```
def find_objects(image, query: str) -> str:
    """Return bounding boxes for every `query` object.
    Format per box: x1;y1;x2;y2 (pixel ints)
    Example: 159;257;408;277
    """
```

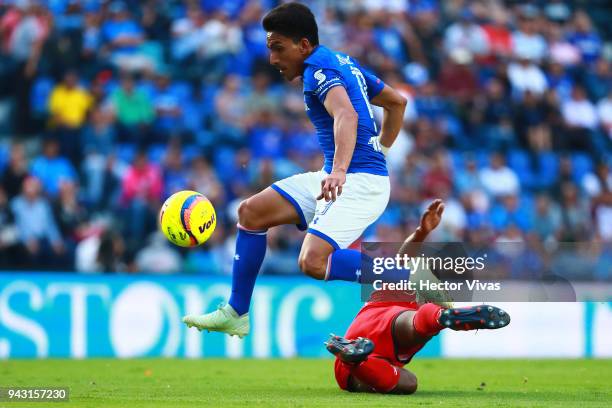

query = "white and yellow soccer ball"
159;190;216;247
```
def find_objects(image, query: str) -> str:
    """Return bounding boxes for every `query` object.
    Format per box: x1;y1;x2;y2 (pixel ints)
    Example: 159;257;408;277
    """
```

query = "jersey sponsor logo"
314;77;342;97
314;69;326;85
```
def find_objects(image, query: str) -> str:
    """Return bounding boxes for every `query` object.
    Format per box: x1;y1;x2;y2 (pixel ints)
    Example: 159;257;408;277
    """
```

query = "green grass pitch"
2;358;610;407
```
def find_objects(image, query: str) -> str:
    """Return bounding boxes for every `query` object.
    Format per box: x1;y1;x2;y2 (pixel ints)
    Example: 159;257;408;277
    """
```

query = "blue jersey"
302;45;387;176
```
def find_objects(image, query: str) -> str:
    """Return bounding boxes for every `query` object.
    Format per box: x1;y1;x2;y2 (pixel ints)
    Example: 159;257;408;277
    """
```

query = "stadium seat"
571;153;594;183
31;77;55;115
148;144;167;163
213;147;237;182
116;143;136;163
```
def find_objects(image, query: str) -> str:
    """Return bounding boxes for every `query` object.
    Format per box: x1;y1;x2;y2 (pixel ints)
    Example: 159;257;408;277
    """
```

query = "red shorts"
334;301;424;391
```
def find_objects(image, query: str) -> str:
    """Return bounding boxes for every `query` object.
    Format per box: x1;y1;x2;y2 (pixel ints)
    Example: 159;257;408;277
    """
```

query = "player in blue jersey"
183;2;408;337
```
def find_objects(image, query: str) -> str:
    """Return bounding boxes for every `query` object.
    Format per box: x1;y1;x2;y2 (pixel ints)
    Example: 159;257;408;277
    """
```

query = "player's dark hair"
262;2;319;46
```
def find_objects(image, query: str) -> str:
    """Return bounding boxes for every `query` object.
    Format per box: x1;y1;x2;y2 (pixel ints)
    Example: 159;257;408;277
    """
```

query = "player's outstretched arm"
399;199;445;256
318;86;358;202
370;84;407;153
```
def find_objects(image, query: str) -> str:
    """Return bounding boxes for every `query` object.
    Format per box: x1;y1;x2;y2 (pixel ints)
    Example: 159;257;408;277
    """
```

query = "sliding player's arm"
318;85;358;202
399;199;445;256
370;84;407;153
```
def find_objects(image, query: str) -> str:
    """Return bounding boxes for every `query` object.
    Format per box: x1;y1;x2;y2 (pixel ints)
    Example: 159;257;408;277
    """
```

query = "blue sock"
228;228;267;316
326;249;409;283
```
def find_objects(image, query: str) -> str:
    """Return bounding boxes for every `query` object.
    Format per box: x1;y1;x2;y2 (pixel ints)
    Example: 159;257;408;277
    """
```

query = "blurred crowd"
0;0;610;278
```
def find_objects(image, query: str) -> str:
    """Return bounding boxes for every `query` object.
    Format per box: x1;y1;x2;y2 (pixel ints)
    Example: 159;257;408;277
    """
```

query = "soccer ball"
159;190;216;247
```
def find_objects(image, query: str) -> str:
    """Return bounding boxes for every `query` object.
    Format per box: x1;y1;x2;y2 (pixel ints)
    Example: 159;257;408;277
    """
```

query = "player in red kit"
326;199;510;394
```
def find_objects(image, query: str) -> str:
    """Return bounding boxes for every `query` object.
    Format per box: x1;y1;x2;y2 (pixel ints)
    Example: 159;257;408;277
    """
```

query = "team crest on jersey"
336;54;352;65
314;69;326;85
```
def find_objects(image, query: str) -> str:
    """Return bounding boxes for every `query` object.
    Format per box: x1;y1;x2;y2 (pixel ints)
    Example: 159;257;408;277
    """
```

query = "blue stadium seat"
170;81;193;101
183;144;201;163
213;147;236;182
136;80;156;99
103;79;120;95
449;150;464;172
475;150;490;169
508;149;530;172
537;152;559;188
116;143;136;163
571;153;594;183
31;77;54;115
0;142;9;172
148;144;167;163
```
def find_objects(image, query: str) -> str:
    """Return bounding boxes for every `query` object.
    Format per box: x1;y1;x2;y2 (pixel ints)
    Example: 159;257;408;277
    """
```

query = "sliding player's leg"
348;364;418;395
394;303;512;346
182;187;302;337
327;335;417;394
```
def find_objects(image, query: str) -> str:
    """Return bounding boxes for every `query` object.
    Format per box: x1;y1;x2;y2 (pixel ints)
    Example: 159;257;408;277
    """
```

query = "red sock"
413;303;444;337
345;357;401;393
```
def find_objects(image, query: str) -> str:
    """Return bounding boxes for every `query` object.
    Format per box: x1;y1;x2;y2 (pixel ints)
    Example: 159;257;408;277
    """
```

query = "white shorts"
271;170;390;249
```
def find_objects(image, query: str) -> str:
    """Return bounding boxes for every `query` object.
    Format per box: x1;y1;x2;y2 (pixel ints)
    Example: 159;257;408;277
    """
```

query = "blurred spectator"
562;85;598;130
422;150;453;199
455;156;487;205
101;1;153;72
151;73;184;141
3;1;51;134
48;70;93;164
162;144;188;197
135;232;182;274
110;74;154;144
0;186;18;267
119;149;163;251
214;74;247;146
76;229;126;273
531;194;562;242
53;180;88;245
48;70;93;130
195;11;243;82
82;8;101;65
30;138;77;198
582;162;612;241
482;78;515;150
188;156;223;204
1;143;29;200
82;107;116;156
507;56;548;98
597;89;612;141
561;85;600;155
512;9;547;62
245;71;279;118
443;9;488;59
81;153;122;212
479;152;520;198
10;177;66;269
140;0;170;42
481;6;512;64
547;24;581;68
567;11;602;65
171;3;205;62
558;181;591;241
438;48;478;103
